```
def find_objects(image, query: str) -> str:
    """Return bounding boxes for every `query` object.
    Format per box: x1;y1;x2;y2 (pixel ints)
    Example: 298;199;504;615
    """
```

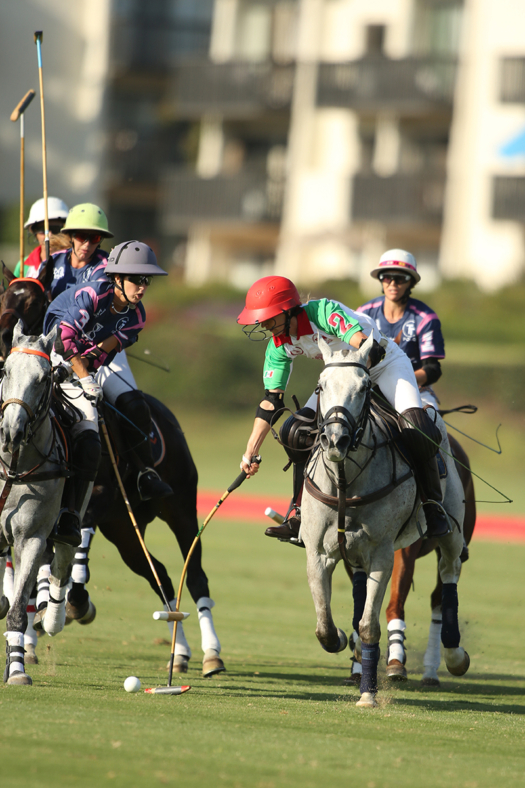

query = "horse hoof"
421;676;441;687
445;649;470;677
33;607;46;632
0;595;9;619
168;655;189;673
7;672;32;686
78;600;96;626
356;692;377;708
25;643;39;665
203;655;226;678
386;660;407;681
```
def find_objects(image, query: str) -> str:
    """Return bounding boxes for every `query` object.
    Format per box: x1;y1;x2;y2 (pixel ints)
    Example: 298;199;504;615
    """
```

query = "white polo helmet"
24;197;69;228
370;249;420;283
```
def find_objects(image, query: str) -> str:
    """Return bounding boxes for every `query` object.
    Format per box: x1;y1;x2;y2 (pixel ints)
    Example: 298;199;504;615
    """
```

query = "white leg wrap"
25;597;38;649
3;550;15;605
423;606;442;677
5;631;25;676
36;564;51;610
165;599;191;658
196;597;221;654
43;578;67;636
387;618;406;664
71;527;95;585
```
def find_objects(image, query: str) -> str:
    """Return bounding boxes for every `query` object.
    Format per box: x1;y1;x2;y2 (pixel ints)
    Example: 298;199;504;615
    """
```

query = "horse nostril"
336;434;351;454
320;433;329;451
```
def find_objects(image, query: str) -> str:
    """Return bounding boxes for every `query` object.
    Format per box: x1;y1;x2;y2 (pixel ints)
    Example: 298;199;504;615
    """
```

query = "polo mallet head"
152;611;189;622
144;686;191;696
10;90;35;122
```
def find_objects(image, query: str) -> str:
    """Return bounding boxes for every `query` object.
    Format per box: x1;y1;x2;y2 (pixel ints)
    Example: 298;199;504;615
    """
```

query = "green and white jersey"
262;298;380;391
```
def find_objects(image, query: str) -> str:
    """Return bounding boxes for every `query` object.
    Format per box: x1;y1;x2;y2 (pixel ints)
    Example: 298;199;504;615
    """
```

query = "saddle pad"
149;417;166;467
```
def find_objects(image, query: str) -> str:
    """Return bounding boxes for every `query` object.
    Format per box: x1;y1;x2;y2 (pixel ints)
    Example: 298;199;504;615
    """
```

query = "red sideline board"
197;491;525;544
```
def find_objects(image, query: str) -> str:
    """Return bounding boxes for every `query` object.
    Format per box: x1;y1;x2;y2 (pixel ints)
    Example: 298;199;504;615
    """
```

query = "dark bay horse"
0;266;224;677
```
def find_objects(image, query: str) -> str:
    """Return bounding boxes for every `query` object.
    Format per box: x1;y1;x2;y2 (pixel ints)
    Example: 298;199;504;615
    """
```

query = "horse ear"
356;332;374;363
2;261;15;286
42;324;57;354
318;334;333;360
38;256;55;291
12;319;25;347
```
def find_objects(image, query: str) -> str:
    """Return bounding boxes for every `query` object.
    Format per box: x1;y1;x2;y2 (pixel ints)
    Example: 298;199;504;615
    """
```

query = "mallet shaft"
34;31;49;261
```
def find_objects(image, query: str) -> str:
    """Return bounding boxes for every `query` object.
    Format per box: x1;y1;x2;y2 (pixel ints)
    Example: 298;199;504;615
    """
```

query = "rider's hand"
79;374;103;403
240;454;260;478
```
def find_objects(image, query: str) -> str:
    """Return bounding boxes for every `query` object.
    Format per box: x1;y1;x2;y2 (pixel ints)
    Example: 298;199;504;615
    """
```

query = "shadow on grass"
392;696;525;715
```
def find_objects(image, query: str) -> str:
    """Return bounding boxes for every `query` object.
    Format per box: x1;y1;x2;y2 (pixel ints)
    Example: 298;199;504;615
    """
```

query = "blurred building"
2;1;525;290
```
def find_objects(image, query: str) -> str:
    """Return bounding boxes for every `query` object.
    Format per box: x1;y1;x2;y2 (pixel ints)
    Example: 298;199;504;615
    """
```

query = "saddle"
370;389;447;479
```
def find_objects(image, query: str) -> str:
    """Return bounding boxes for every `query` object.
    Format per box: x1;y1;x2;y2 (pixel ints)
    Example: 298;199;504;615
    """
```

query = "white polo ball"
124;676;141;693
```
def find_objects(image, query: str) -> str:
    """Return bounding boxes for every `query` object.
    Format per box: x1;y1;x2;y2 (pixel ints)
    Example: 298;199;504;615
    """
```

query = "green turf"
2;520;524;788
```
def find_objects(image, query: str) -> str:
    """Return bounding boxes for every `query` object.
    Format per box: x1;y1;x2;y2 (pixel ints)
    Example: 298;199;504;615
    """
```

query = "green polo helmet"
62;203;114;238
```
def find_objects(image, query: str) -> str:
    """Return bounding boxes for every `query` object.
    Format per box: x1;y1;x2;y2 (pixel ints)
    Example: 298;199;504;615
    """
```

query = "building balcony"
493;177;525;221
170;62;294;117
162;168;284;230
318;58;456;112
352;173;446;223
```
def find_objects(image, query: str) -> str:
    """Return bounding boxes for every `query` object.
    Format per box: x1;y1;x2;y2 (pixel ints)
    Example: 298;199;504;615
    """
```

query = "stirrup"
417;500;453;539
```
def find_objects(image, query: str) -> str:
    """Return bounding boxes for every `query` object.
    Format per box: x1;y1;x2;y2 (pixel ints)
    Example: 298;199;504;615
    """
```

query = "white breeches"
53;351;138;435
305;337;422;414
96;350;137;404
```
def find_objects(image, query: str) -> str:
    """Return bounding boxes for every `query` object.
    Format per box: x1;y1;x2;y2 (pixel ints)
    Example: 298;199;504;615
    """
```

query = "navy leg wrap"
441;582;460;648
352;572;367;634
360;642;380;694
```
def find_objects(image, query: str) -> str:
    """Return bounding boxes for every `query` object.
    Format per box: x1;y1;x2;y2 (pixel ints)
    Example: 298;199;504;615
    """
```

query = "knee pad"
116;389;151;432
279;407;316;464
73;430;101;481
399;407;441;461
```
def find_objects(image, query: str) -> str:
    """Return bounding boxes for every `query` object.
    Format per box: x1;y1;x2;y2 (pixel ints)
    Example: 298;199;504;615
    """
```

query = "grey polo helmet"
105;241;167;276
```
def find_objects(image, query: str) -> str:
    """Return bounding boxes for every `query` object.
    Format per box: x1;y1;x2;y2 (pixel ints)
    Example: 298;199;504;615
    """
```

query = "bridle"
317;361;371;455
1;346;54;444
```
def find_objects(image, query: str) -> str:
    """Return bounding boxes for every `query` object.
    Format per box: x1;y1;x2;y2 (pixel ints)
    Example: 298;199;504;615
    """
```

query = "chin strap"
113;278;137;310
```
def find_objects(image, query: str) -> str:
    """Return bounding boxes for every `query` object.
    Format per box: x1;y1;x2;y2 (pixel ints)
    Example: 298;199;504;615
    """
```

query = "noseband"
318;361;371;454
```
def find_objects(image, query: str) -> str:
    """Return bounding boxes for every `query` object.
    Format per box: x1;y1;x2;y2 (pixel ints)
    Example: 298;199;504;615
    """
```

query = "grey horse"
301;335;469;707
0;323;74;685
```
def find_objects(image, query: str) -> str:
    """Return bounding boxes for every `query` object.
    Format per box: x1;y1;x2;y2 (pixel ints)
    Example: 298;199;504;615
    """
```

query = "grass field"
2;514;524;788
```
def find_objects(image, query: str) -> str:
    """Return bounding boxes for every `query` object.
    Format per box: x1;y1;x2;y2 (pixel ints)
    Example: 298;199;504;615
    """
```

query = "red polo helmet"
237;276;301;324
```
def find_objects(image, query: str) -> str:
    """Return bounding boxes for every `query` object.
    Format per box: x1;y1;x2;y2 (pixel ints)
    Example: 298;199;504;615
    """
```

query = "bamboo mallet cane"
34;32;50;264
98;412;174;610
167;457;261;687
10;90;36;274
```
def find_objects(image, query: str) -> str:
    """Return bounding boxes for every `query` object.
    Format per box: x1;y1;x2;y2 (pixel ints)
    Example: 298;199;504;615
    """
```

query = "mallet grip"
229;455;262;492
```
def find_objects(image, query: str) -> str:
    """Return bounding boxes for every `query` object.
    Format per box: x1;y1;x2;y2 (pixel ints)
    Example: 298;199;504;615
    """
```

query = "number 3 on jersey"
328;312;354;334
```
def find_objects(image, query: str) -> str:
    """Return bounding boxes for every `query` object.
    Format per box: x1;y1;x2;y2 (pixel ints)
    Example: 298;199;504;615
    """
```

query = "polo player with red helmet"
237;276;450;543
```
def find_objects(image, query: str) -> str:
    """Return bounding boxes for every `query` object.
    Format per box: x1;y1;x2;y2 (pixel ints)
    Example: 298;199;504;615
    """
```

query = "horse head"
0;322;56;454
0;263;50;361
317;334;373;463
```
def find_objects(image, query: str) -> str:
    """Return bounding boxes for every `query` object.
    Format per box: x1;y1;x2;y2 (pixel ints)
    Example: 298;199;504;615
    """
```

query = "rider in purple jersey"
357;249;444;408
45;242;171;548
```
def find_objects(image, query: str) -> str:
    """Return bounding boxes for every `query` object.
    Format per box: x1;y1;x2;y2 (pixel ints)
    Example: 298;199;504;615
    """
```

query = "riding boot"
115;390;173;501
415;455;452;538
265;461;305;542
54;430;101;548
399;407;451;540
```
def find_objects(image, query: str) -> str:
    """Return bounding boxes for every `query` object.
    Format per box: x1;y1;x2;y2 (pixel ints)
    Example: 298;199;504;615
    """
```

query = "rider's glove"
82;346;108;373
80;374;103;403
